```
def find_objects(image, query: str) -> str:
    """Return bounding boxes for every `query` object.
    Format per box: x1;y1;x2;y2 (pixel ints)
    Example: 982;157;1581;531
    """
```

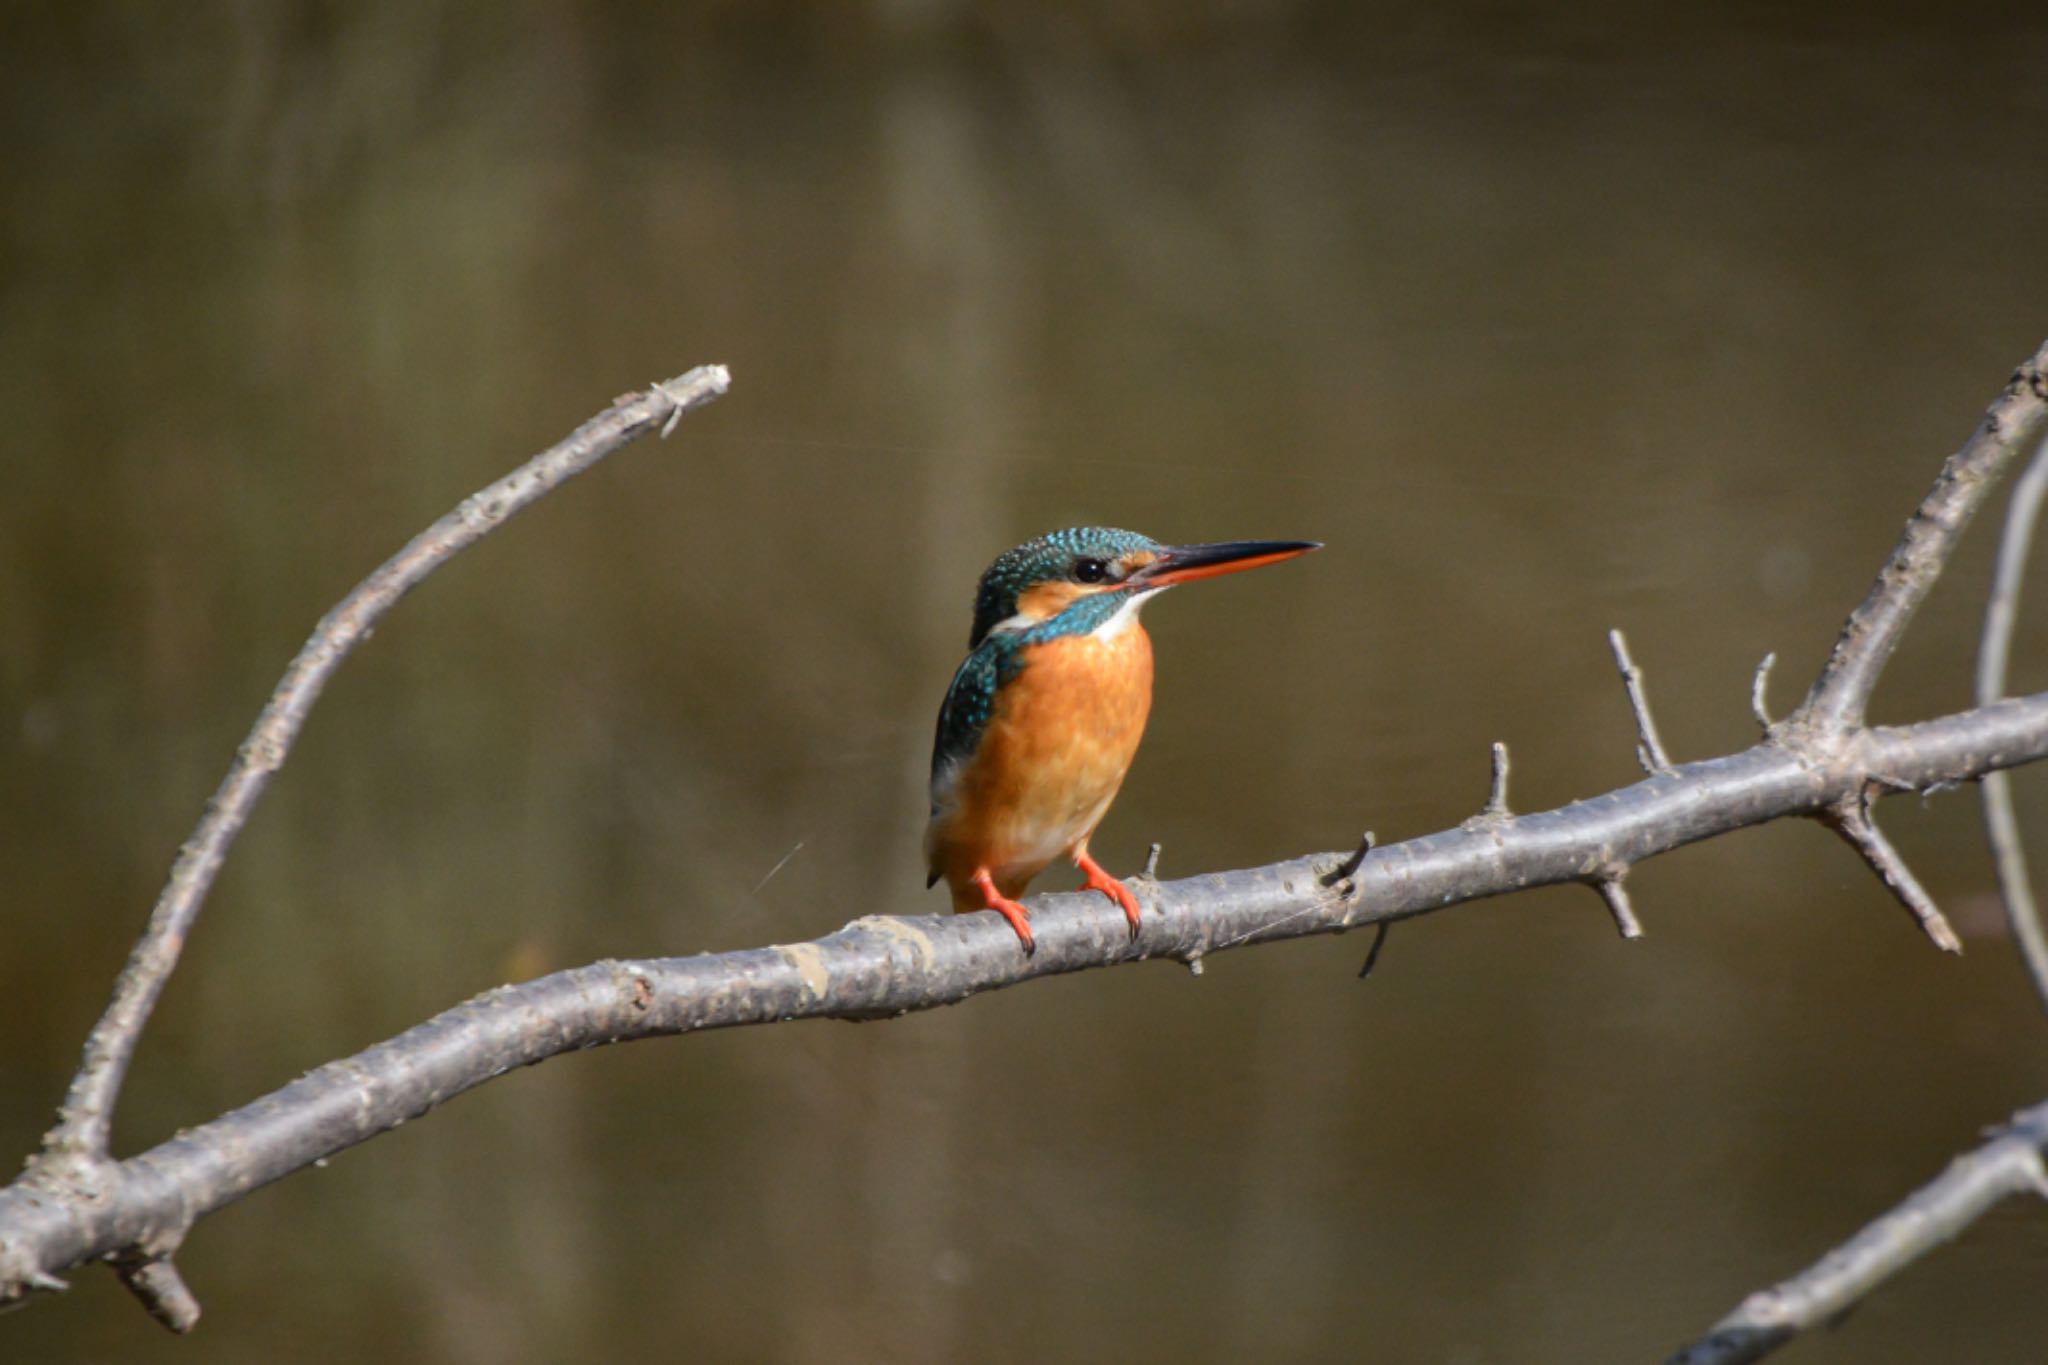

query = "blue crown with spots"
967;527;1158;647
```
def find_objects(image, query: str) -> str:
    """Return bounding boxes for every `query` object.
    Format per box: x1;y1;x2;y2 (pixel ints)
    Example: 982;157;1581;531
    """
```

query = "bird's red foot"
970;867;1036;954
1075;849;1143;938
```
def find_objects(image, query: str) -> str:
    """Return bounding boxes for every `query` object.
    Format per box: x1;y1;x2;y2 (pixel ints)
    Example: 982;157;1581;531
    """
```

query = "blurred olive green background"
7;3;2048;1362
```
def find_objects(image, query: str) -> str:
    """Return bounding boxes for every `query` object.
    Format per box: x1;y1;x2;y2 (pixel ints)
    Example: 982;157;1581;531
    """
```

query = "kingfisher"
925;527;1319;953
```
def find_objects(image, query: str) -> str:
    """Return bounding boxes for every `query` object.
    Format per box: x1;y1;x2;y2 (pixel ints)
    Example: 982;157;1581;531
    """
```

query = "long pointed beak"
1127;539;1321;589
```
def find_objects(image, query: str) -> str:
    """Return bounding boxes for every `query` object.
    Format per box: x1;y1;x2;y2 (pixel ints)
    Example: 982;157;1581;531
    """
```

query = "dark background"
6;3;2048;1361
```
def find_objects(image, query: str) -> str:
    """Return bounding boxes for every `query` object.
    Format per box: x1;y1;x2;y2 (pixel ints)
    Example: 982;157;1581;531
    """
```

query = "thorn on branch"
1484;742;1512;817
1751;652;1777;732
1356;921;1392;979
1324;831;1376;886
1824;795;1962;954
1590;871;1645;940
1608;629;1675;775
1142;842;1163;880
114;1253;200;1334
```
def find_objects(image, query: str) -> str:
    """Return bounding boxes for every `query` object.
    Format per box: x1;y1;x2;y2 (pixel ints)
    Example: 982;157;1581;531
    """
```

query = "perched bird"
925;528;1319;952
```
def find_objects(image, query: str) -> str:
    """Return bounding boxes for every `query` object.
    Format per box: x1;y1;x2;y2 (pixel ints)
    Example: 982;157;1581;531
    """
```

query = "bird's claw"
971;868;1036;954
1076;851;1144;940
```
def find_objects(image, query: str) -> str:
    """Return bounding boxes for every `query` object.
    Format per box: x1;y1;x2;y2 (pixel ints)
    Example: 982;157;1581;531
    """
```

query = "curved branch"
1794;341;2048;736
1977;432;2048;1013
4;691;2047;1305
38;365;731;1168
1669;1099;2048;1365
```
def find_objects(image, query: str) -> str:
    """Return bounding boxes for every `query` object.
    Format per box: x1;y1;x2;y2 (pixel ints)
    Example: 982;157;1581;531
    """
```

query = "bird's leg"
1074;845;1143;938
970;867;1036;954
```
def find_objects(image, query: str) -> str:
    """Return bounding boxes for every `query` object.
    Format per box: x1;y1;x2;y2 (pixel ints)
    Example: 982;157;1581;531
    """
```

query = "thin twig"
1484;742;1512;817
1750;653;1777;732
1356;922;1392;979
1325;831;1376;885
1609;629;1675;775
1795;341;2048;735
1823;795;1961;953
113;1255;199;1334
1668;1099;2048;1365
1976;432;2048;1014
37;366;731;1169
1592;873;1645;940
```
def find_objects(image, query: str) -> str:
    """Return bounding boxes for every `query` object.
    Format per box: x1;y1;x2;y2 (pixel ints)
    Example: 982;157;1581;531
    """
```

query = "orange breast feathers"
925;622;1155;907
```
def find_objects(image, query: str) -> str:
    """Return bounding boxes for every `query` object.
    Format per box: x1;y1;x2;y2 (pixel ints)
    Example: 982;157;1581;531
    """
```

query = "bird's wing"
929;643;1004;806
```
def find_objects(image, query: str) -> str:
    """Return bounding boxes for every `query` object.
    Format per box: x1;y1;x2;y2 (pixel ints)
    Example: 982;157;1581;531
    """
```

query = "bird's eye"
1074;557;1111;584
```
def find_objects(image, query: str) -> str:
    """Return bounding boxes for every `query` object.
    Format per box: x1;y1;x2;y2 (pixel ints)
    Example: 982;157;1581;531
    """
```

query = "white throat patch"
1091;588;1163;639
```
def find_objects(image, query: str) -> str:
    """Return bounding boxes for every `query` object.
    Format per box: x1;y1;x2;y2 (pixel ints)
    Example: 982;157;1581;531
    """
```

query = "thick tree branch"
5;691;2048;1307
1668;1099;2048;1365
1793;341;2048;736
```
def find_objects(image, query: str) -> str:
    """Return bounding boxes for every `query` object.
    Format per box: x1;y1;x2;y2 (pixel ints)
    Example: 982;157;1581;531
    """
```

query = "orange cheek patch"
1016;581;1090;619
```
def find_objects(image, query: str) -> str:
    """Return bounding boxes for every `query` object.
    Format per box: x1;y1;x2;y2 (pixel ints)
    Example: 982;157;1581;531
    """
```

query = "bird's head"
967;527;1319;647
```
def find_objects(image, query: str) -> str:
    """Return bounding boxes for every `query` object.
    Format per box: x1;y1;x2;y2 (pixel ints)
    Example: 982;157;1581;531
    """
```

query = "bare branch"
1669;1099;2048;1365
1795;340;2048;735
1609;629;1676;775
1823;793;1961;953
1977;432;2048;1014
1750;652;1777;732
36;365;731;1169
5;691;2046;1306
